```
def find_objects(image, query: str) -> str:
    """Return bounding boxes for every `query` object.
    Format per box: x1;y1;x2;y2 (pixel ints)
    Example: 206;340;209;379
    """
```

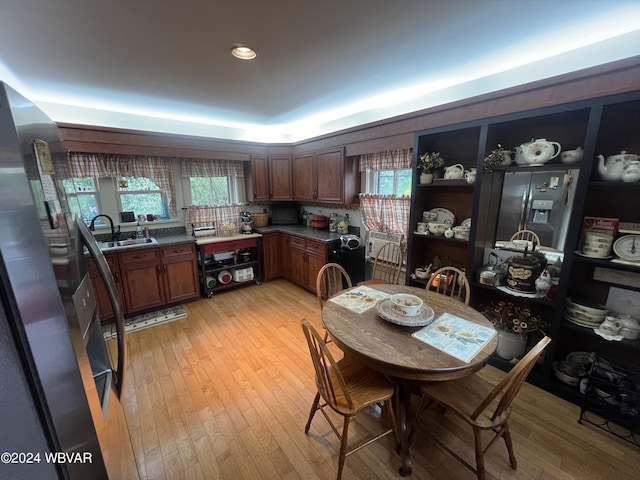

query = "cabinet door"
88;253;123;322
269;155;293;201
315;150;344;203
163;257;199;303
161;244;199;303
120;263;164;314
288;244;308;287
292;153;316;202
250;155;270;202
263;232;283;280
305;240;328;292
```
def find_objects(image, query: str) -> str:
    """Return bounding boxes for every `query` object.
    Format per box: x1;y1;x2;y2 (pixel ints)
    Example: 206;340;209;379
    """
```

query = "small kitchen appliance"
240;211;253;234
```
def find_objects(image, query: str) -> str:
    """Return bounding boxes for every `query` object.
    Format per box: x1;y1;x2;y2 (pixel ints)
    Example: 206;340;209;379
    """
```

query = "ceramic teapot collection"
514;138;562;165
597;151;639;181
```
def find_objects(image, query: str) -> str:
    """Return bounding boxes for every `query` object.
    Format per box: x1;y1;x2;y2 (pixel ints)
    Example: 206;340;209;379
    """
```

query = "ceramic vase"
419;173;433;184
496;330;527;360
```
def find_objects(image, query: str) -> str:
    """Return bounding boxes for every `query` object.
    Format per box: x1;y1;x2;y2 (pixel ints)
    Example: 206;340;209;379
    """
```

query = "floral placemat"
329;286;390;314
412;313;496;363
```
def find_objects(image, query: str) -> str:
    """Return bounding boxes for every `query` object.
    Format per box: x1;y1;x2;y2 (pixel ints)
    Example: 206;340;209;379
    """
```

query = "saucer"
376;299;435;327
575;251;612;260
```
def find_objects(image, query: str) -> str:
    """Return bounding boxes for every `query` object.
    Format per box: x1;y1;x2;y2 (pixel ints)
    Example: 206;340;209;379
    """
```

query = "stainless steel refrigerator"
0;82;138;479
495;169;579;251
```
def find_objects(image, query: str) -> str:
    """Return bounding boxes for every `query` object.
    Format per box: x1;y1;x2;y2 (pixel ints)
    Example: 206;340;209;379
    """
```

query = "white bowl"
427;222;446;235
584;232;613;245
390;294;423;317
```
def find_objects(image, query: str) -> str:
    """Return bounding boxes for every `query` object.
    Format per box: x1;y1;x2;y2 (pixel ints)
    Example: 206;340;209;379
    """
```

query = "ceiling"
2;1;640;143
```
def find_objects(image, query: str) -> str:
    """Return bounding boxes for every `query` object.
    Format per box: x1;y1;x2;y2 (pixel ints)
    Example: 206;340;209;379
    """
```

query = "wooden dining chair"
301;318;397;480
425;266;470;305
412;335;551;480
359;241;403;285
316;263;353;310
510;229;541;249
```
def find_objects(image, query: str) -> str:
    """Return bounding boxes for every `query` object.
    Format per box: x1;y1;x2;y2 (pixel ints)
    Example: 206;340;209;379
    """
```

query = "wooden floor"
112;279;640;480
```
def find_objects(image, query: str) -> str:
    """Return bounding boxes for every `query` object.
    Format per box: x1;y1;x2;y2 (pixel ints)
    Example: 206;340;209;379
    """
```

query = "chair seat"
420;375;509;429
329;356;395;414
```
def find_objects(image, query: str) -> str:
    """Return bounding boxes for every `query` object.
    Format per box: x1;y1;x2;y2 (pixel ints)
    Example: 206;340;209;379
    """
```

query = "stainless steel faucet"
89;214;120;242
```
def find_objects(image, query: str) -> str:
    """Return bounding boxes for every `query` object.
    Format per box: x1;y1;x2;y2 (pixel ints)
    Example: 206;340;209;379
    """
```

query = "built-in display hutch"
406;91;640;423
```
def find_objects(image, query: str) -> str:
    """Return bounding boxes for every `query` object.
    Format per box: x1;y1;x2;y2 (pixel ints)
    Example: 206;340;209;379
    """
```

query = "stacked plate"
563;298;608;328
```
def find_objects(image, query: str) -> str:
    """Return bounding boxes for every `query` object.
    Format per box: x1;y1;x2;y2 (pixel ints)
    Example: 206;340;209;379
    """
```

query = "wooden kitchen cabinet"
160;243;199;304
292;147;358;204
89;242;199;320
263;231;286;280
87;252;123;323
287;235;329;292
247;154;293;202
118;247;165;314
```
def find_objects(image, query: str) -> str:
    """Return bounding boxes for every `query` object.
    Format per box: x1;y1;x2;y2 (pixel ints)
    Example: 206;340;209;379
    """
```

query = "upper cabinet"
246;154;293;202
293;147;359;204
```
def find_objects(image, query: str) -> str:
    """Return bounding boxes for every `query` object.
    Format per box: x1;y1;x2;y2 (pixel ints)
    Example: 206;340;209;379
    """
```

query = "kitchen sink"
98;237;157;250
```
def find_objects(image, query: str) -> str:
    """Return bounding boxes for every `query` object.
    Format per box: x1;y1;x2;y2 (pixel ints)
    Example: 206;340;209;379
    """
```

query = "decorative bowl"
390;294;423;317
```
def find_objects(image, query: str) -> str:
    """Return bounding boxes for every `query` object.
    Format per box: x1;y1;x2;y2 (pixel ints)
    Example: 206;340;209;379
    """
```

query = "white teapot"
444;163;465;179
598;151;638;181
514;138;561;165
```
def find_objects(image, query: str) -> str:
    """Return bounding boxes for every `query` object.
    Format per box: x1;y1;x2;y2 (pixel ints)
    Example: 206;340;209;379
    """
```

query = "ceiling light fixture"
230;45;257;60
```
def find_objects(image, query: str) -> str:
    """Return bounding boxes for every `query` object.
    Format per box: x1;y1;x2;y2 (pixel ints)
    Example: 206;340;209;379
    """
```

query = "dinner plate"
563;312;602;328
460;218;472;228
376;299;435;327
426;208;455;227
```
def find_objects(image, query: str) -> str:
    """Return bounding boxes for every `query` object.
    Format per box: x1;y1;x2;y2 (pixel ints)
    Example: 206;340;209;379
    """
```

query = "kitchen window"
63;177;101;224
181;158;246;206
366;169;412;196
117;176;165;218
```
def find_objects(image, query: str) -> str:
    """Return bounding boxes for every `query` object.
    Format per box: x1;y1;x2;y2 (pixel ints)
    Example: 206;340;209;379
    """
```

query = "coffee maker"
240;211;253;234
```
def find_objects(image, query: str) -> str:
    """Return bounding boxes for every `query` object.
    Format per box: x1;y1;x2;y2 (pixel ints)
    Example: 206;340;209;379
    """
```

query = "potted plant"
480;300;549;360
418;151;445;184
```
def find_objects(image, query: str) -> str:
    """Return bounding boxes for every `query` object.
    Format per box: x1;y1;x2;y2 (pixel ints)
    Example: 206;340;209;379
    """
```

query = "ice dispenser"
531;199;553;224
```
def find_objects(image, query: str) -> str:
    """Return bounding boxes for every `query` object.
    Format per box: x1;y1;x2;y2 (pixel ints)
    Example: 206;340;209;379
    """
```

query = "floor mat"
102;305;187;340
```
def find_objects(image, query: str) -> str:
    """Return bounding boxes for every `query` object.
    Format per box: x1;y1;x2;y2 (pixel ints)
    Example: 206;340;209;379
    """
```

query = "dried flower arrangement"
418;151;445;173
483;144;512;171
480;300;549;335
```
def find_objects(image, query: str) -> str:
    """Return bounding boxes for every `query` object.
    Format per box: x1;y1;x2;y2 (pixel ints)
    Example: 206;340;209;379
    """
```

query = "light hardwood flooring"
112;279;640;479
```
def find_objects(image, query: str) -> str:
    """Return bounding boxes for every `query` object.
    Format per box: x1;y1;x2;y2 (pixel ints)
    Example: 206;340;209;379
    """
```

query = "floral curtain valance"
68;152;176;215
358;148;412;172
180;158;244;178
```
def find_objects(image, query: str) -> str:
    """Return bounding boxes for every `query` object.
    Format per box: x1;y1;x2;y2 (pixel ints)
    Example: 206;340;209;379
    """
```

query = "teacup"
584;232;613;246
599;316;623;336
417;222;427;233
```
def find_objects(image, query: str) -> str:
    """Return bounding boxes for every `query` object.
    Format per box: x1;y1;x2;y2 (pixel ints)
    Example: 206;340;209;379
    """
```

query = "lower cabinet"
90;242;199;321
262;232;286;280
287;235;328;293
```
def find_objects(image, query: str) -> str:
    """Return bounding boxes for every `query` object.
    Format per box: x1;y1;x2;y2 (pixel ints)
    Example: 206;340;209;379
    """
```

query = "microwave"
271;203;299;225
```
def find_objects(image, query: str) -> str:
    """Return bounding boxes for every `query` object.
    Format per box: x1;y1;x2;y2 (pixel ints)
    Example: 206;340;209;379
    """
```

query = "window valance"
358;148;412;172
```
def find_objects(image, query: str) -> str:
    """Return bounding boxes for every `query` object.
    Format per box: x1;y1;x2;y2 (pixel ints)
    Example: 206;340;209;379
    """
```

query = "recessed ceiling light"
231;45;257;60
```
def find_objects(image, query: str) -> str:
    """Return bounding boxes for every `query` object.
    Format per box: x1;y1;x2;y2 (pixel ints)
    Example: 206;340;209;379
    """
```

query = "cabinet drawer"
200;237;257;254
288;235;306;250
306;240;326;259
87;253;118;274
161;243;195;258
119;247;160;265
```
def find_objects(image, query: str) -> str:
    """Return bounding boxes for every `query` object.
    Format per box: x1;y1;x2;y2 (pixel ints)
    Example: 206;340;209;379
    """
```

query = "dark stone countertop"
254;225;342;244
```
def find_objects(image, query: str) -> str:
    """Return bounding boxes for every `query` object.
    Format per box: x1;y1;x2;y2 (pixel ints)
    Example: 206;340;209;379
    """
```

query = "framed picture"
45;199;64;229
33;139;55;175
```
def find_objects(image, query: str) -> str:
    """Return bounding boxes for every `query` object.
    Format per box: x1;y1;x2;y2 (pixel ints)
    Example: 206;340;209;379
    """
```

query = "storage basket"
252;213;269;227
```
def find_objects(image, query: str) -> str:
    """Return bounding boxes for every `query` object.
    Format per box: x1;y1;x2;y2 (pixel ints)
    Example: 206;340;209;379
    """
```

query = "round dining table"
322;283;497;476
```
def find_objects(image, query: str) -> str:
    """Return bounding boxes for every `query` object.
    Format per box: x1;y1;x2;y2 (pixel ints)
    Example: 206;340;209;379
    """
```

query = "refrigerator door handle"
519;187;529;231
75;217;127;398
